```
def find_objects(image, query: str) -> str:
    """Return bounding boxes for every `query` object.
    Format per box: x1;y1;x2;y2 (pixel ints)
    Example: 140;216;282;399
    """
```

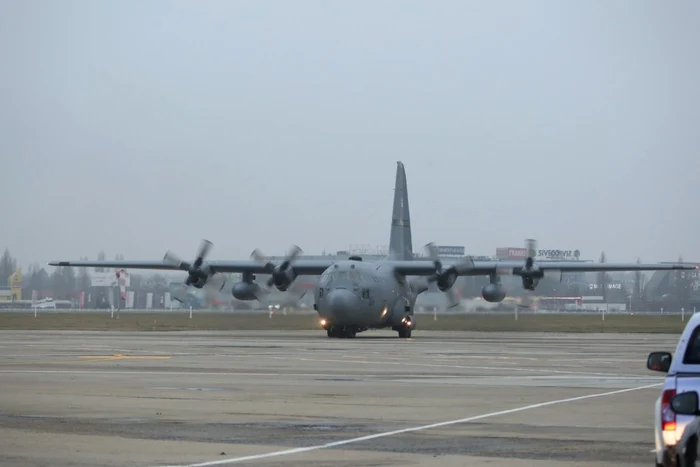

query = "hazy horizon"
2;0;698;271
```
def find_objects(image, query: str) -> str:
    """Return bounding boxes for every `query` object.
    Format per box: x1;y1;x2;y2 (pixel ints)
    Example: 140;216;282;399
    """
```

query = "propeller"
250;245;303;291
163;239;227;305
422;242;475;309
518;238;563;282
200;272;228;307
163;239;212;275
514;238;561;309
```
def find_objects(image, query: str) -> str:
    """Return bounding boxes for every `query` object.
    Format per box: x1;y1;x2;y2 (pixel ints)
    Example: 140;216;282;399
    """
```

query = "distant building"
0;268;22;302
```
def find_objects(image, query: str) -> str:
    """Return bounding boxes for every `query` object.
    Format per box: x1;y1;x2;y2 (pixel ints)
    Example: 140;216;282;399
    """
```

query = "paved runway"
0;330;679;466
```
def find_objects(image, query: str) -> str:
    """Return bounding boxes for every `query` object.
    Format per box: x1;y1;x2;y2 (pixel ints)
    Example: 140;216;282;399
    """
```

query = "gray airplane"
49;161;696;338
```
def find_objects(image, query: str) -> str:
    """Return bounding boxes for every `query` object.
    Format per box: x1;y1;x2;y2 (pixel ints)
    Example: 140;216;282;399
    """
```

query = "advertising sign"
588;283;623;290
537;250;581;260
90;272;131;287
437;246;465;256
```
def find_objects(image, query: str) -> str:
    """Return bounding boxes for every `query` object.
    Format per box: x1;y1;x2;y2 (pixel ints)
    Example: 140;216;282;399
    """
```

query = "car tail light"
661;389;677;431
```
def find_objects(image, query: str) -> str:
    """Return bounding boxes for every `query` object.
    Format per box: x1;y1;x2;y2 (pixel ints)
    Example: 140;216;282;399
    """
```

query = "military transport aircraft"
49;161;696;339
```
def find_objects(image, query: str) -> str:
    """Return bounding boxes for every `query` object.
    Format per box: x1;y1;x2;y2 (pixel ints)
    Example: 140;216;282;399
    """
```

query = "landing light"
320;319;327;326
381;306;388;318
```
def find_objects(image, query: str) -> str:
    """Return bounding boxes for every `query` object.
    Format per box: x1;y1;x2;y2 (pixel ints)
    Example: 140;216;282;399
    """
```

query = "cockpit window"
323;269;373;283
319;270;332;285
335;271;347;280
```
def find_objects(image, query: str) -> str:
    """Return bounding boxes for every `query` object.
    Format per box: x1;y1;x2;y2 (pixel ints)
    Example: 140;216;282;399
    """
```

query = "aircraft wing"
49;260;183;271
207;259;335;275
393;260;697;277
48;259;336;276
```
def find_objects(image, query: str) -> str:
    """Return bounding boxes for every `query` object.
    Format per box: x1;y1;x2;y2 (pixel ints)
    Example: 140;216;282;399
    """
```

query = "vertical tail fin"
388;161;414;261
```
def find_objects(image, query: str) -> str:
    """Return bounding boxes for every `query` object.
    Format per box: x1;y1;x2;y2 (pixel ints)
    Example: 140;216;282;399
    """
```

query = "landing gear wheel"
398;328;411;338
327;327;356;338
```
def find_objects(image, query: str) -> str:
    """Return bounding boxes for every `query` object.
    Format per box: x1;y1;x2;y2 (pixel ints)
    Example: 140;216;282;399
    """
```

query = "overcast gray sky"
2;0;698;269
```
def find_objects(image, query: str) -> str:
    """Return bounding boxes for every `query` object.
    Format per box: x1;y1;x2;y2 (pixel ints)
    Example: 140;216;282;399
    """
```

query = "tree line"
2;248;173;308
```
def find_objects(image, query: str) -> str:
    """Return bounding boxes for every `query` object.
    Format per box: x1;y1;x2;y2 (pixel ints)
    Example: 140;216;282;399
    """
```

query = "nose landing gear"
394;314;414;338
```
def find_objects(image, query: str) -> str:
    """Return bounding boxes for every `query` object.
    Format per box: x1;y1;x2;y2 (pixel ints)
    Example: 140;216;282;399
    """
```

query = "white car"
648;312;700;467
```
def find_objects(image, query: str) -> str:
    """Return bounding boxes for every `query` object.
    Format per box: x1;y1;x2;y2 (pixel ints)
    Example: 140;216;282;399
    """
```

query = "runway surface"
0;330;679;466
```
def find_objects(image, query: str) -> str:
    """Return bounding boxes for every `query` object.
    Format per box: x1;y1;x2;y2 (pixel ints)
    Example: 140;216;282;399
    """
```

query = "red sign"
496;247;528;260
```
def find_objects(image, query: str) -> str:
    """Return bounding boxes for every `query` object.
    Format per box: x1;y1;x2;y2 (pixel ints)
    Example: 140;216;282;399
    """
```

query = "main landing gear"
326;327;356;338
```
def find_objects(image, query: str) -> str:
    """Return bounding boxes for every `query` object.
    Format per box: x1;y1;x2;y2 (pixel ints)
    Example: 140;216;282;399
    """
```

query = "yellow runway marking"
79;354;171;361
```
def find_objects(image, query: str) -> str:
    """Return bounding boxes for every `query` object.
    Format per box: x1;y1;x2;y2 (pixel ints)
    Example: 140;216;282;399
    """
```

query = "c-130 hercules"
50;162;696;338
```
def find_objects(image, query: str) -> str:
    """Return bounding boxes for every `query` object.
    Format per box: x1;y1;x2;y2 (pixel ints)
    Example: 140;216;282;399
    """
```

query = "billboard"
537;249;581;260
496;248;528;260
497;248;582;260
437;246;465;256
90;272;131;287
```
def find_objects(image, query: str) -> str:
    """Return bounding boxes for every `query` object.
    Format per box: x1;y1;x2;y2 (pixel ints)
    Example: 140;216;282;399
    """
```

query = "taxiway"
0;330;677;466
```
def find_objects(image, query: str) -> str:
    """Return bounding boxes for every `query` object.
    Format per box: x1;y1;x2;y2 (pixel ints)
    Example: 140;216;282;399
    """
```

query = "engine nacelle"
436;270;457;292
232;282;258;301
271;268;297;292
189;276;207;288
521;276;540;291
481;284;506;303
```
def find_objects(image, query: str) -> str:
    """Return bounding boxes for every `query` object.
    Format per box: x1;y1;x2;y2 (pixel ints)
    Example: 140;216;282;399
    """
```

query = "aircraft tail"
388;161;414;261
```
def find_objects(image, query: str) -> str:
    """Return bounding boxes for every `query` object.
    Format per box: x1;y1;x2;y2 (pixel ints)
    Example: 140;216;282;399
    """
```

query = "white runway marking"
152;383;661;467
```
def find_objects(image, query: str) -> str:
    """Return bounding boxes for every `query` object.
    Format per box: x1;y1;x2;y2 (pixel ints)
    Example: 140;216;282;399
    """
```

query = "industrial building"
0;268;22;303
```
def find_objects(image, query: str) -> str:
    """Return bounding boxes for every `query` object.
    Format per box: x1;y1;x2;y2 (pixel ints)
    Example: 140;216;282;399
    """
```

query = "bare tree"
95;251;106;272
633;257;643;305
77;257;91;292
27;265;50;295
676;255;691;311
596;251;608;302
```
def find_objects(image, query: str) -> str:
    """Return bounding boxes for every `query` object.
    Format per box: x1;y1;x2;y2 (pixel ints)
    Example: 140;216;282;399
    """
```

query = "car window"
683;326;700;364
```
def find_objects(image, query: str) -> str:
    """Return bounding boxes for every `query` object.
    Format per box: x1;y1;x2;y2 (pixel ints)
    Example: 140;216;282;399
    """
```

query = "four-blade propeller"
513;238;561;308
422;242;476;309
249;245;308;306
251;245;303;290
163;239;227;305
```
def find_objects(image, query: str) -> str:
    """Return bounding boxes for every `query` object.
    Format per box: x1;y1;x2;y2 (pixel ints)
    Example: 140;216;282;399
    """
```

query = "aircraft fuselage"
313;258;418;337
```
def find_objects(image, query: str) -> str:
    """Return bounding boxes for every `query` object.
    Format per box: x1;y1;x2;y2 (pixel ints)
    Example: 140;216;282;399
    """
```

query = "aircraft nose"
326;288;357;319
